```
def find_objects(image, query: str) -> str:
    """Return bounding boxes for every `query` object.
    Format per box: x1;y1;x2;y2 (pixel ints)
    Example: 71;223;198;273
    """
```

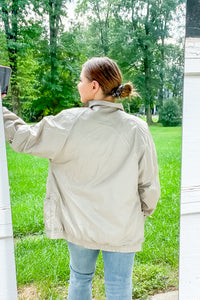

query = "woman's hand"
1;94;6;98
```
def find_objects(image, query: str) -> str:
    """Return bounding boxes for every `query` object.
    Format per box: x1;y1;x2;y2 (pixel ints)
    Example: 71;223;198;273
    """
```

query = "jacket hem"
45;230;143;253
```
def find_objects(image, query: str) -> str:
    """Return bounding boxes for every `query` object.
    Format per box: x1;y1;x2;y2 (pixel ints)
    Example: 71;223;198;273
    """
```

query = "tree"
28;0;83;118
0;0;44;115
152;0;185;109
164;43;184;100
75;0;184;125
111;0;185;124
141;0;158;125
0;0;23;114
159;98;182;127
0;29;9;65
1;0;185;122
76;0;113;57
107;0;161;124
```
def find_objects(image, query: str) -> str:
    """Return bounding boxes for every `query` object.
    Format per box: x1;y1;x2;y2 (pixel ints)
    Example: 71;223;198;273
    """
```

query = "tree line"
0;0;185;125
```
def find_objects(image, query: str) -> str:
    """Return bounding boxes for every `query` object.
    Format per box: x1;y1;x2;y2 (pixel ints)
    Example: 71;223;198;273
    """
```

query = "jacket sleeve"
138;129;160;216
3;107;76;159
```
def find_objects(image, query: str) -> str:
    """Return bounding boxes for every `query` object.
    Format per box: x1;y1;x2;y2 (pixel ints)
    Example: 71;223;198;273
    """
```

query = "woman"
3;57;160;300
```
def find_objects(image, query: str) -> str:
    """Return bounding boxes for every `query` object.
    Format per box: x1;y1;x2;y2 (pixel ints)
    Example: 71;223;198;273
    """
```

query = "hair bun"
111;85;124;97
120;82;133;98
112;82;133;98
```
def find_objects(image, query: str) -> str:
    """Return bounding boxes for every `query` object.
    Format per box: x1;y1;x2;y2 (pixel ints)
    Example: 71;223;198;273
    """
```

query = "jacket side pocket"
44;193;63;232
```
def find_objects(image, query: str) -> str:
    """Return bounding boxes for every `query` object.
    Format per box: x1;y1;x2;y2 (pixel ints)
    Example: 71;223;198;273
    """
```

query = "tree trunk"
1;0;21;115
49;0;59;82
144;53;153;126
48;0;63;112
10;83;21;114
158;41;164;107
143;0;153;126
94;0;109;55
146;104;152;125
158;23;166;109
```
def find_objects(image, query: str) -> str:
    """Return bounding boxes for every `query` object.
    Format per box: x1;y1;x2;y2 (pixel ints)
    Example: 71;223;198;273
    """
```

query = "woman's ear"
92;80;100;93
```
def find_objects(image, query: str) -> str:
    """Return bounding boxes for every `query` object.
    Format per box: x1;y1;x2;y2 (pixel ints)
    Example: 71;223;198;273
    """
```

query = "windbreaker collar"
85;100;124;111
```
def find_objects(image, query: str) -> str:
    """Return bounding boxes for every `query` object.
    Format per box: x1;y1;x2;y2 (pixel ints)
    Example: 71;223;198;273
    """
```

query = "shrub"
122;96;143;114
159;98;182;127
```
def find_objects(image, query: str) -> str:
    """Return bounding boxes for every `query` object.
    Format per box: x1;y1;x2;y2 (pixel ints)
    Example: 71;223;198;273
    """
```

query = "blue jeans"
67;242;135;300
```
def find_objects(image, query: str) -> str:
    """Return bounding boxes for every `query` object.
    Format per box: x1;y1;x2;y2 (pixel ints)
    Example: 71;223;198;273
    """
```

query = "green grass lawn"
6;125;182;299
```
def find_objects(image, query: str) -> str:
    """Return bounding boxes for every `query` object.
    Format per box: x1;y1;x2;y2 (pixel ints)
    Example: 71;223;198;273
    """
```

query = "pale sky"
64;1;186;43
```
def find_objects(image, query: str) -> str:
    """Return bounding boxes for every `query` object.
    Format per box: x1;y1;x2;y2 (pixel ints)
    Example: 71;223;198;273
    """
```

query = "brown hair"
83;57;133;99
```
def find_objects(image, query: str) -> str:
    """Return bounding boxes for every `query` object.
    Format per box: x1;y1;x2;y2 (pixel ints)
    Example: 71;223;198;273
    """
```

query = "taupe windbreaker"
3;100;160;252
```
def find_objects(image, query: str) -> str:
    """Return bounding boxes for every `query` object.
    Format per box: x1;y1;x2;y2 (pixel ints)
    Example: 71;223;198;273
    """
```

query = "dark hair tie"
112;85;124;97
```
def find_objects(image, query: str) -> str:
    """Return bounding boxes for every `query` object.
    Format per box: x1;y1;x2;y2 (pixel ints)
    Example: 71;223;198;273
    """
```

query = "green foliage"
159;98;182;127
1;0;184;124
164;44;184;99
75;0;185;124
0;30;9;65
31;0;79;117
122;96;143;114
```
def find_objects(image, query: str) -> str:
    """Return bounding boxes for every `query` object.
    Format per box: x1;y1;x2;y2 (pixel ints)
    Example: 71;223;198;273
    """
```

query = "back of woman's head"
83;57;133;99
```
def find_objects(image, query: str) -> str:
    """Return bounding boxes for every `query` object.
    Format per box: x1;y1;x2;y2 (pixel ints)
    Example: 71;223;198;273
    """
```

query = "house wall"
179;37;200;299
0;78;17;298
